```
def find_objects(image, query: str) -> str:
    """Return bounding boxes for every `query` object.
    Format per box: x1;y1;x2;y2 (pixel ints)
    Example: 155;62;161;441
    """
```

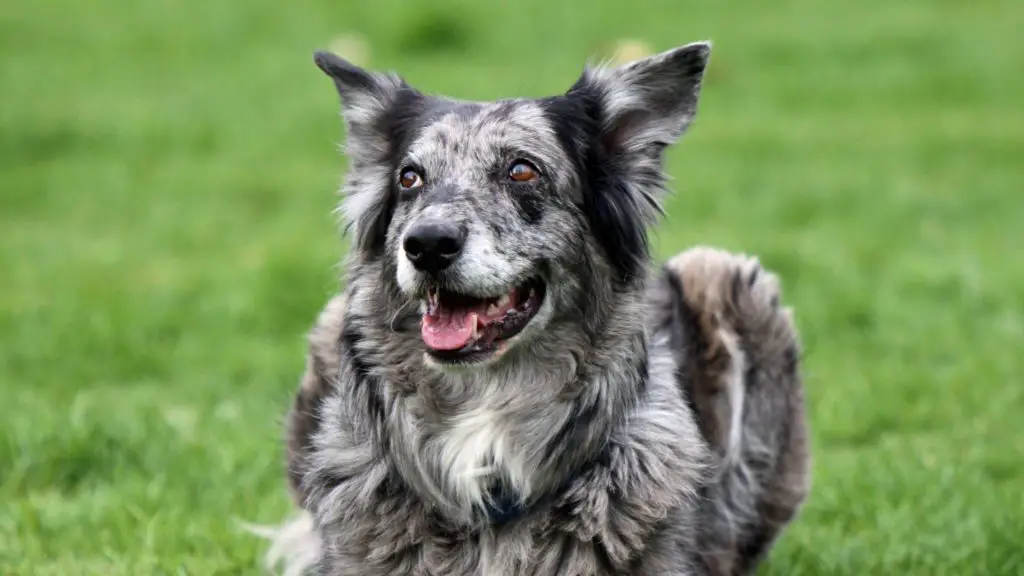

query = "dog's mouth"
420;277;546;363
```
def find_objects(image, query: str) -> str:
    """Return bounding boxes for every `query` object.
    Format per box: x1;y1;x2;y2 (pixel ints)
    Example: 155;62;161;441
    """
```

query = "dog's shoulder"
307;292;348;377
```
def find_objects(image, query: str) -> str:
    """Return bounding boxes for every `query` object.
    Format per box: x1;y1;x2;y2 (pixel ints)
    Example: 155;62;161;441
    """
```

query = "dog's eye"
399;168;424;190
508;160;539;183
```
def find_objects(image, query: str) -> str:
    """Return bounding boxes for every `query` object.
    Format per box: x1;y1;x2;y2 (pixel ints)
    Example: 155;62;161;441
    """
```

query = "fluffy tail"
659;245;810;575
662;246;796;469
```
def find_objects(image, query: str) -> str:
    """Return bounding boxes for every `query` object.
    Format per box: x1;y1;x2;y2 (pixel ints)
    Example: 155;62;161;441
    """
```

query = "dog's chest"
318;466;682;575
435;404;529;510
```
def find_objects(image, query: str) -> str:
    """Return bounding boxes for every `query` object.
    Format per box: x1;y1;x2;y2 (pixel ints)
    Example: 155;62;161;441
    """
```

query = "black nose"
403;221;466;274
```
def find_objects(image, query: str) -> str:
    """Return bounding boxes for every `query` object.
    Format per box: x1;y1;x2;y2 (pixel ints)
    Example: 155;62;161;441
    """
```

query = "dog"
255;40;811;575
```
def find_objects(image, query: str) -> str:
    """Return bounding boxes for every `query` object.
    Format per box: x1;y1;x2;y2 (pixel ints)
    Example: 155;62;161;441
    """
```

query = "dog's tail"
657;245;810;573
659;246;800;471
242;510;320;576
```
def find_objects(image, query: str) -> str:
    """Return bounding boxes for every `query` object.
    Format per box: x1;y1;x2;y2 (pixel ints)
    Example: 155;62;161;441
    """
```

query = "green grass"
2;0;1023;573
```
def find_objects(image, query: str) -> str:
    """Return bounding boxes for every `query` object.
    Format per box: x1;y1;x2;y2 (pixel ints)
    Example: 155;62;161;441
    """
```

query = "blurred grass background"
2;0;1023;574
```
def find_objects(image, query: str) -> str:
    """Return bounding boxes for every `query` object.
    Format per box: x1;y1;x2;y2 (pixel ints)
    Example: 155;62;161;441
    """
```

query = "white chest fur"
435;395;532;513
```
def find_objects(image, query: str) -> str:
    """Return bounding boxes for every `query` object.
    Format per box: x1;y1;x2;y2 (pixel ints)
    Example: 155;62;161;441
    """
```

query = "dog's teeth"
485;294;512;317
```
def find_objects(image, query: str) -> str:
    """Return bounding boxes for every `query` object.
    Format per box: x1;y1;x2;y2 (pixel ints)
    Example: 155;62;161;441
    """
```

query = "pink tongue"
422;309;478;350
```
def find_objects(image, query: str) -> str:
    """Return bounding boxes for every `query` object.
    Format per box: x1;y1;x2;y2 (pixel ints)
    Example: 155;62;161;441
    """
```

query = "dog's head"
314;42;711;370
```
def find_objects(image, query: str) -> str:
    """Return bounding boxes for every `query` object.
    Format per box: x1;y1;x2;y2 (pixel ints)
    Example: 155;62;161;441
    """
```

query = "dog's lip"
421;277;544;314
425;285;521;317
412;274;548;304
415;283;526;303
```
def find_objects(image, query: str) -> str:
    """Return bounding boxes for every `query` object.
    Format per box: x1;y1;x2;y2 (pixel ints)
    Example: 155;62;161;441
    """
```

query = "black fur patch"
540;395;601;466
511;187;545;224
658;265;703;409
483;482;526;525
540;82;656;285
340;322;387;428
735;522;777;573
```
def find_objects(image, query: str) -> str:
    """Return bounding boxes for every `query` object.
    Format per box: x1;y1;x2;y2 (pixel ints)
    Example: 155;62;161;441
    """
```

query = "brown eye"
399;168;423;190
508;160;539;183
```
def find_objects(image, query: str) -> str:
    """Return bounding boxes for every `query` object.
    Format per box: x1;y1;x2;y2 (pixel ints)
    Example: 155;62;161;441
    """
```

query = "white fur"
716;327;747;471
244;511;320;576
395;242;418;294
435;397;530;511
339;165;391;240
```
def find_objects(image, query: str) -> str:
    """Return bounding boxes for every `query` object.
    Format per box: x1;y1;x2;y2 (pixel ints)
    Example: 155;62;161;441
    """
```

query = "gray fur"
256;41;810;575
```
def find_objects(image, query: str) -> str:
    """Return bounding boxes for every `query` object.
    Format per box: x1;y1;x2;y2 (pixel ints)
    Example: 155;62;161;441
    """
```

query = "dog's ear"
313;51;411;140
560;41;711;284
572;41;711;155
313;51;420;255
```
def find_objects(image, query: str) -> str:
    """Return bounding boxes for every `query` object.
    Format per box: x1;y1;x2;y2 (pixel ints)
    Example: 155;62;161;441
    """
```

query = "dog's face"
314;42;711;369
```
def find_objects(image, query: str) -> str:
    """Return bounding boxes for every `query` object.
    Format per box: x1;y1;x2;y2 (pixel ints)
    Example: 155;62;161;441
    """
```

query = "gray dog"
255;40;811;576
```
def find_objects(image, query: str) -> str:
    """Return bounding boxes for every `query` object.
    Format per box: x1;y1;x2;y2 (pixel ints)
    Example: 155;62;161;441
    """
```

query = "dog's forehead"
407;99;569;174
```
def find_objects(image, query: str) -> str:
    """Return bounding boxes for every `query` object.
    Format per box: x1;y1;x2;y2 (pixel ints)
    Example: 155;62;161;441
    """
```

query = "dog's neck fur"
311;258;708;550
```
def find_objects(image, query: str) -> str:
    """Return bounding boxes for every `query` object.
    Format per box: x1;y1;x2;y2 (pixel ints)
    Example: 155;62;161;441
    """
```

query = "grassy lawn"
2;0;1022;573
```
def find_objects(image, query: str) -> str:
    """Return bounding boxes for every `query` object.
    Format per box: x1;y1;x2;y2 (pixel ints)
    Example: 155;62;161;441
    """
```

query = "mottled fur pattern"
255;41;810;575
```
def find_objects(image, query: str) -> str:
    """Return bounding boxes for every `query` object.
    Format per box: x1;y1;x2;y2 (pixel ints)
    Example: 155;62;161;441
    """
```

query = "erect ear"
573;41;712;155
313;51;410;148
561;41;712;285
313;51;419;255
